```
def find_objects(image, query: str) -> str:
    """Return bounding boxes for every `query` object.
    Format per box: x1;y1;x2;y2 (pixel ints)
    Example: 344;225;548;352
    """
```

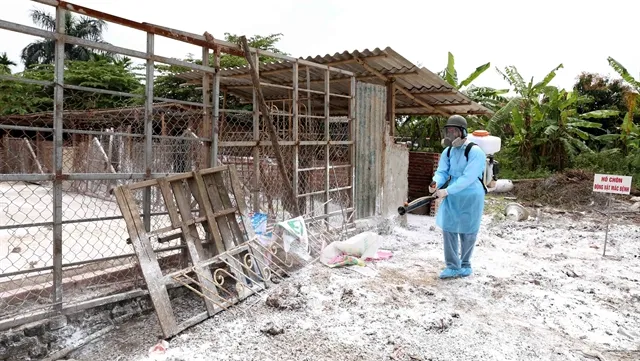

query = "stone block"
22;322;47;337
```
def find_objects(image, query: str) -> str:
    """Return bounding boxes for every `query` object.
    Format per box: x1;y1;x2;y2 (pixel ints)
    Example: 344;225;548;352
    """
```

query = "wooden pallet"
113;165;270;338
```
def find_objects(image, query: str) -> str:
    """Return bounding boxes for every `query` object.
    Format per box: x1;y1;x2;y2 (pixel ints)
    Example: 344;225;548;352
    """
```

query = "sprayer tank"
467;130;501;155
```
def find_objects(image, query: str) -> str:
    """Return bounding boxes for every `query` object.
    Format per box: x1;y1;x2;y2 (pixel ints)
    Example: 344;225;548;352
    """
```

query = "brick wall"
407;151;441;216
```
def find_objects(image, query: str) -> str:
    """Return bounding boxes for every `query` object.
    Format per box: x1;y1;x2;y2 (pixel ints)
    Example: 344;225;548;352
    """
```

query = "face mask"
441;127;465;148
441;137;465;147
451;137;465;147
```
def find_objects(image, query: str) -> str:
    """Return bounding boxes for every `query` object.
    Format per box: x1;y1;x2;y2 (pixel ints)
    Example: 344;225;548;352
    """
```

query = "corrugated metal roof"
175;47;492;116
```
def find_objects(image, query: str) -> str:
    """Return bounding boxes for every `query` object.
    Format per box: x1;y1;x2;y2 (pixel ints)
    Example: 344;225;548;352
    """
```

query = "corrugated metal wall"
355;82;387;219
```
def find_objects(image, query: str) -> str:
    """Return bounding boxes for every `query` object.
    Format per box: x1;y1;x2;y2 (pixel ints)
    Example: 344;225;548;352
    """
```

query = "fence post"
292;62;299;208
143;33;154;231
349;76;356;222
324;69;330;217
251;52;260;213
51;5;66;313
212;47;220;167
202;46;211;168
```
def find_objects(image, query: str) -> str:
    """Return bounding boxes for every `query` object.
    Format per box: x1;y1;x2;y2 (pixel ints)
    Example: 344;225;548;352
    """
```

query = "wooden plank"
212;171;245;245
228;166;272;286
203;170;252;288
198;165;228;175
227;166;256;243
188;172;225;255
165;172;197;182
201;173;236;251
157;178;181;228
169;179;220;316
127;178;159;190
113;186;177;337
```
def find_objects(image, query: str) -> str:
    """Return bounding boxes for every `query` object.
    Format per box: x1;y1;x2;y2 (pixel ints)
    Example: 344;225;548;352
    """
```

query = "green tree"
0;52;16;74
0;59;142;115
487;64;565;167
153;33;287;108
396;52;503;151
489;65;606;171
602;57;640;153
221;33;287;68
21;9;111;67
532;87;602;170
0;64;52;115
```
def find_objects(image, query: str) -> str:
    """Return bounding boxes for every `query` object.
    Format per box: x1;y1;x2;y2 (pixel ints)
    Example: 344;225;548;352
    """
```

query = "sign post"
592;174;633;256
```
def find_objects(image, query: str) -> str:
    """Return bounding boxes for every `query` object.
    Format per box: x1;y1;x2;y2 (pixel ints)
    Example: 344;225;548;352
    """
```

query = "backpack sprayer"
397;129;511;216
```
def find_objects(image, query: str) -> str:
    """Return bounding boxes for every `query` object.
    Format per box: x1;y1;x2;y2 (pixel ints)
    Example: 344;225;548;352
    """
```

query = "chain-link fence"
0;1;356;331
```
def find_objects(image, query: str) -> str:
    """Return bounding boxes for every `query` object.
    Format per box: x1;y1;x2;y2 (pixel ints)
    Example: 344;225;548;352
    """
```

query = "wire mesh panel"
0;1;357;334
0;73;57;319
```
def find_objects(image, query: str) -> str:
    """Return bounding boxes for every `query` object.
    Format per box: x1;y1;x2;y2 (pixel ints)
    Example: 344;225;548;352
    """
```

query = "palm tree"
21;9;111;67
0;52;17;73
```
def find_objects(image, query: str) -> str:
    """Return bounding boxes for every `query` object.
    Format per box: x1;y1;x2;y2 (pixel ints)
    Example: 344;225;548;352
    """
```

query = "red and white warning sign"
593;174;633;195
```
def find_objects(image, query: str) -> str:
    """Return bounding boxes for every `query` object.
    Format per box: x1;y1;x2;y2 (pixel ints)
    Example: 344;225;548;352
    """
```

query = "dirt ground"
65;195;640;361
510;169;639;210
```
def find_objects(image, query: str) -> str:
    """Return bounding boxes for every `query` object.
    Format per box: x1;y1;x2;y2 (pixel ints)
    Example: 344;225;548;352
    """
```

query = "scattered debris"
148;339;169;357
64;211;640;361
340;288;357;306
260;321;285;336
265;282;307;310
564;268;580;278
43;325;115;361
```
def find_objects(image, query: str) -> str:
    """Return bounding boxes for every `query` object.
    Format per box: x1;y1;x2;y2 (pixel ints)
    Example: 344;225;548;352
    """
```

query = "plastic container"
467;130;501;155
492;179;514;193
505;203;529;221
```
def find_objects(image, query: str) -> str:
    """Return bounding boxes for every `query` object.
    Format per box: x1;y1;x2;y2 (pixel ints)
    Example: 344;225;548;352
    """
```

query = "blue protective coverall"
432;139;486;273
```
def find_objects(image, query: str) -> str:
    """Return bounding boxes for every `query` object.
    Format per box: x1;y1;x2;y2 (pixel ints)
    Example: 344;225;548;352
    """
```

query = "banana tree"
439;52;508;111
396;52;501;149
487;64;564;169
604;57;640;152
533;87;603;170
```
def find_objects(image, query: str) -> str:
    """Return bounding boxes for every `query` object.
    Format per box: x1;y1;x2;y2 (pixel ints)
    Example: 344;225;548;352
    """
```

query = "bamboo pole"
239;36;300;217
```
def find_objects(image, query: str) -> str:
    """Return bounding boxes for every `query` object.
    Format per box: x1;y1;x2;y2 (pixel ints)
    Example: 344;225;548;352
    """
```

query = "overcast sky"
2;0;638;92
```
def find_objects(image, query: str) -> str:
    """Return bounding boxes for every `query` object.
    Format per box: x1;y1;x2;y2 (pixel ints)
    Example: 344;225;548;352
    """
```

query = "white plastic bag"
320;231;381;266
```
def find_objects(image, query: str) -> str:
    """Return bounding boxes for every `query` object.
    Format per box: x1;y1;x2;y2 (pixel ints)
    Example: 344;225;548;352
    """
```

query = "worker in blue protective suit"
429;115;486;279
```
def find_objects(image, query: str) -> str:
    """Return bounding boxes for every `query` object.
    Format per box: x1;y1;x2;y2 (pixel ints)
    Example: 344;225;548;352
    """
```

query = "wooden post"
252;54;260;213
349;76;356;223
324;69;330;218
202;46;212;167
239;36;299;217
386;79;396;137
143;32;155;231
292;62;299;212
52;6;66;313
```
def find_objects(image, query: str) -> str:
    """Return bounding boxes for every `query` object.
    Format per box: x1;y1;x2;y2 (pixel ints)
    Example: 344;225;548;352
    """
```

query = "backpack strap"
464;142;476;161
445;142;487;194
464;142;488;194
